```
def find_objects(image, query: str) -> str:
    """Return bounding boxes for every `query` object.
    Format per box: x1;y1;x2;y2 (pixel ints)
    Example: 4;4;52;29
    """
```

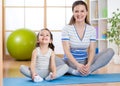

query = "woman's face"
73;5;88;23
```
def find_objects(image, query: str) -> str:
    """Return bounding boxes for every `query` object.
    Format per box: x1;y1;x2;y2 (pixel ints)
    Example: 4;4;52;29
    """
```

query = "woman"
62;0;114;76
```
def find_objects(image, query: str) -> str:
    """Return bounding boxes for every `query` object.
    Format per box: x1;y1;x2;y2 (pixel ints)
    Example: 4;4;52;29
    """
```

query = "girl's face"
73;5;88;23
38;30;52;44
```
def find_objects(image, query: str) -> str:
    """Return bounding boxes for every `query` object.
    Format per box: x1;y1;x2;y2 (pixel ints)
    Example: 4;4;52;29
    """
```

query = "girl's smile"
38;30;51;44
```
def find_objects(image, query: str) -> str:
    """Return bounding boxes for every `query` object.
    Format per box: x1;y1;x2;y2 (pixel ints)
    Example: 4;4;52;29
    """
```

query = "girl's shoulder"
49;48;53;53
32;47;38;55
48;48;55;57
33;47;41;54
35;47;40;51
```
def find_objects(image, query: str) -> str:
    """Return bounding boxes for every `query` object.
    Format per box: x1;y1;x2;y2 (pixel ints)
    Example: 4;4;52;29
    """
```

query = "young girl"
20;28;69;82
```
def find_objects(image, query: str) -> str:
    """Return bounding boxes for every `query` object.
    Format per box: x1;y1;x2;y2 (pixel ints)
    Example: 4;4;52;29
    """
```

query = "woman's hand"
84;64;90;75
76;63;90;76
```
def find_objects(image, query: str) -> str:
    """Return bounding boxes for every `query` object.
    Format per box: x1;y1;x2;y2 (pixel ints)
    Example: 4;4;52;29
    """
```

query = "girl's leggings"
20;56;69;79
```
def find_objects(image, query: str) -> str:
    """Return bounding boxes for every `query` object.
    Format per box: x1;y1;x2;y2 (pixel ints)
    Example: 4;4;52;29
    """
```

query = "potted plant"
106;9;120;64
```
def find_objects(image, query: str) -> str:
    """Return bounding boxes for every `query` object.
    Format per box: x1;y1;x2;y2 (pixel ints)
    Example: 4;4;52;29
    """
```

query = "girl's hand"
50;72;56;80
32;73;37;80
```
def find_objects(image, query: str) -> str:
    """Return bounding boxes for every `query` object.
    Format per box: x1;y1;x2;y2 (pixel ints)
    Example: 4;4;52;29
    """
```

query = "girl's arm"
50;51;56;79
30;49;37;80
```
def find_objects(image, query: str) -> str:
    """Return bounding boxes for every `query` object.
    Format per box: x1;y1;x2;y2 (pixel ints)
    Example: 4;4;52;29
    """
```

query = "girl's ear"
37;40;39;43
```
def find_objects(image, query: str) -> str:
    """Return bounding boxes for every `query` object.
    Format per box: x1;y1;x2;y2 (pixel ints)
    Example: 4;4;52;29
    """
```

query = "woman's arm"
82;42;96;75
62;41;87;75
50;51;56;79
87;42;96;66
62;41;81;67
87;27;96;66
30;49;37;79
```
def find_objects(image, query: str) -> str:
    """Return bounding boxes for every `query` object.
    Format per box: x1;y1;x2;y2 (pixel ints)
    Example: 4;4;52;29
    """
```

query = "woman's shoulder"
62;24;74;32
86;24;96;31
86;24;96;34
86;24;95;29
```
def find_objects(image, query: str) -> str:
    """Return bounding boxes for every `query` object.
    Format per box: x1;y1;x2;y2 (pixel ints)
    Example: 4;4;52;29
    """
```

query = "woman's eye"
75;10;79;13
81;10;84;12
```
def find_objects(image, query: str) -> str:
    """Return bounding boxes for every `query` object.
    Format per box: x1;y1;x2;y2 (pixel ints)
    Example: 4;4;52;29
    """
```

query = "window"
4;0;86;54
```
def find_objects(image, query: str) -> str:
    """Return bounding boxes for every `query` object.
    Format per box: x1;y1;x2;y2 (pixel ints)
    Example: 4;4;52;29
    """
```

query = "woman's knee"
55;56;66;66
63;64;69;71
60;64;69;70
57;64;69;73
107;48;115;56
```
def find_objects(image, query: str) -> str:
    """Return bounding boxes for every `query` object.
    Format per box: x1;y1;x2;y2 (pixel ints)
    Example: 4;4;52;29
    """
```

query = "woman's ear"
86;11;88;16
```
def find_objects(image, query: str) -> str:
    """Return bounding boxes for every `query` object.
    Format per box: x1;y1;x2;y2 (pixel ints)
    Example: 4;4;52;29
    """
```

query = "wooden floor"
3;55;120;86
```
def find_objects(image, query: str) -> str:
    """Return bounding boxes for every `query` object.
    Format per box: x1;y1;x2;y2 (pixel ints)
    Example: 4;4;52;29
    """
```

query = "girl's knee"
20;65;25;70
20;65;29;72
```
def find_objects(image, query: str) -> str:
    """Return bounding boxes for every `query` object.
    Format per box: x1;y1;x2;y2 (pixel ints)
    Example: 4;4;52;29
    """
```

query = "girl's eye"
40;34;49;36
40;34;43;36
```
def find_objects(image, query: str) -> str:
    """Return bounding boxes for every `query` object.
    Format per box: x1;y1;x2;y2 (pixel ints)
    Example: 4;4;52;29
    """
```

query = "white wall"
108;0;120;18
107;0;120;55
5;0;78;55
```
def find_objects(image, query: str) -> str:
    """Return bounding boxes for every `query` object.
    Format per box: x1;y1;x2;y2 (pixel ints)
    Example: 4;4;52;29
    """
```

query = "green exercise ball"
7;28;37;61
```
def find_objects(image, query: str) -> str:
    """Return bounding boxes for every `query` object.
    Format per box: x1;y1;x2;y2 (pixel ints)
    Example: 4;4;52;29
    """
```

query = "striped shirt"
62;24;96;60
35;47;52;69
